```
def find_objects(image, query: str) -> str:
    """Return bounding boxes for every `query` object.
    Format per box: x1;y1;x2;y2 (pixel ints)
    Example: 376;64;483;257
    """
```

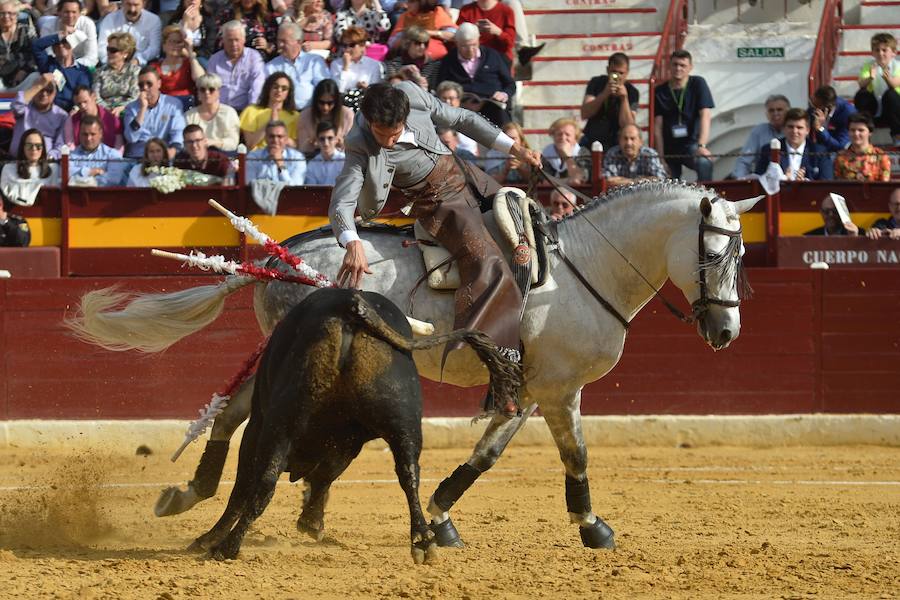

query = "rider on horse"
329;81;543;413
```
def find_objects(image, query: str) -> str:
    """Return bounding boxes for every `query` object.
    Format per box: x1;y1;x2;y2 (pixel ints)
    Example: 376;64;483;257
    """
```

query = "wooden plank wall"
1;269;898;419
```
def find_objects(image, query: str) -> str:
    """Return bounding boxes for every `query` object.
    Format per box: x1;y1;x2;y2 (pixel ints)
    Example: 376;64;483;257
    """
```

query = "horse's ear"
700;197;712;220
732;195;765;215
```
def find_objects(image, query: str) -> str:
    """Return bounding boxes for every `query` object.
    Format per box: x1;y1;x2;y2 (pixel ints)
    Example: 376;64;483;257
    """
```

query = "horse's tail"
65;275;256;353
349;294;523;405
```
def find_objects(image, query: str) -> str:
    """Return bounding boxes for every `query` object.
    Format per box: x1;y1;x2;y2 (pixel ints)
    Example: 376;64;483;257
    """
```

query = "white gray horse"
69;180;762;549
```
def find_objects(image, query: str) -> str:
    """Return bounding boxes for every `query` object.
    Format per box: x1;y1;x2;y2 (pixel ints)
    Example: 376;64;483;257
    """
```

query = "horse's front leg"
542;388;615;550
427;403;537;547
154;375;255;517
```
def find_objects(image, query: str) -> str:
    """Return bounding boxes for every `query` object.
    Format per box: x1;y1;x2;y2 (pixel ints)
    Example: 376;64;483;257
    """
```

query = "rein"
530;169;742;328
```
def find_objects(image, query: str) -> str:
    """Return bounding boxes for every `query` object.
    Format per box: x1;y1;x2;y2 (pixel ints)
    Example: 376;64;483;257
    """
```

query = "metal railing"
808;0;843;98
649;0;690;148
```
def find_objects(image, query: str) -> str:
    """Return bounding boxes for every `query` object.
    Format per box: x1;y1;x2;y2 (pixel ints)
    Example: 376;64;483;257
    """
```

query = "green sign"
737;47;785;58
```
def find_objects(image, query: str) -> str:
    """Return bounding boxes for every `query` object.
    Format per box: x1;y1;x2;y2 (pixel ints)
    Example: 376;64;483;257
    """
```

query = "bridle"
533;169;746;330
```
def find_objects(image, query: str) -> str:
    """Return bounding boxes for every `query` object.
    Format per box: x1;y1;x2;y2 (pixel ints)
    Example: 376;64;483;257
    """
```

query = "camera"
611;73;620;81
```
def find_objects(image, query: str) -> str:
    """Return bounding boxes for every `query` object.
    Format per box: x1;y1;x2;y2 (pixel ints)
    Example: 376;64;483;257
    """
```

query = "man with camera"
580;52;639;153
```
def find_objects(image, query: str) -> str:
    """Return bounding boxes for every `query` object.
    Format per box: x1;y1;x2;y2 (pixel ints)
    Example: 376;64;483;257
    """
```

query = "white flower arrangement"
146;166;224;194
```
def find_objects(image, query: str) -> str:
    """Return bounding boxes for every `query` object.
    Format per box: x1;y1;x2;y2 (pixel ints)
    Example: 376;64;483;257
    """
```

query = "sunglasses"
410;40;428;46
138;80;155;88
272;84;290;92
107;47;121;54
198;87;218;93
184;137;205;145
38;86;55;94
24;142;44;150
344;41;364;48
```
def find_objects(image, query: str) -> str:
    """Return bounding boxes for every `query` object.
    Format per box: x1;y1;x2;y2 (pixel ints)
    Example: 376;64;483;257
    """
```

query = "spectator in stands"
305;121;345;184
38;0;98;68
184;73;240;151
383;26;440;92
486;121;531;184
434;80;479;156
63;85;122;151
246;119;306;184
152;25;206;111
456;0;515;67
92;31;140;117
835;112;892;182
0;2;37;92
31;31;92;111
855;32;900;143
206;20;266;112
809;85;854;152
731;94;789;180
388;0;456;61
653;49;714;181
0;197;29;246
542;117;588;185
123;66;186;159
240;71;301;150
172;0;219;62
174;124;232;178
805;194;861;236
11;73;68;158
69;114;128;186
291;0;334;57
265;22;329;111
330;26;383;93
580;53;638;154
127;137;170;186
219;0;278;59
0;128;60;207
549;188;575;221
297;77;354;154
866;188;900;240
334;0;391;57
437;126;476;160
98;0;162;65
602;123;666;187
437;22;514;126
754;108;833;181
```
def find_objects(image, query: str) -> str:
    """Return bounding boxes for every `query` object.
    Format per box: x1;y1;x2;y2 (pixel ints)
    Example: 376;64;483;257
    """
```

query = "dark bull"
191;288;522;563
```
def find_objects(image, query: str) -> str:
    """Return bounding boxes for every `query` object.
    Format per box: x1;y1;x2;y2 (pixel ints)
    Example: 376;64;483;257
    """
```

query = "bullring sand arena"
1;440;898;598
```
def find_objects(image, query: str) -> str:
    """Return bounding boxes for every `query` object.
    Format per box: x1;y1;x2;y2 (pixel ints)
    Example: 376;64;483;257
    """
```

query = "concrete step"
833;77;861;99
834;52;869;77
521;105;650;131
521;80;651;105
525;9;662;34
534;32;661;57
531;57;654;82
859;0;900;25
841;25;900;51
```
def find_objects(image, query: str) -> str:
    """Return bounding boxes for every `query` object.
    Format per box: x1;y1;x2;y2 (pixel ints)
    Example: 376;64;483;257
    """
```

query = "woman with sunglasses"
382;26;439;91
387;0;456;61
92;31;140;117
185;73;240;152
1;128;60;207
296;78;353;154
127;138;170;187
330;26;382;94
152;25;206;111
239;71;300;150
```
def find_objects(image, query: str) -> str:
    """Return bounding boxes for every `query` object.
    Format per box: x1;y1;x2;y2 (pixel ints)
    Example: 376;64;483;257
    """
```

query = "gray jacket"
329;81;506;244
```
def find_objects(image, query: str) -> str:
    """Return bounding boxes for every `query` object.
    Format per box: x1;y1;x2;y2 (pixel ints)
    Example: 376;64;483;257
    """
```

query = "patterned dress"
92;62;141;111
834;146;892;182
334;7;390;43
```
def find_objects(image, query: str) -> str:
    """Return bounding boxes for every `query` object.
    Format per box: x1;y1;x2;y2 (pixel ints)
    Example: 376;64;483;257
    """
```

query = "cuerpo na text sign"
737;47;785;58
777;237;900;268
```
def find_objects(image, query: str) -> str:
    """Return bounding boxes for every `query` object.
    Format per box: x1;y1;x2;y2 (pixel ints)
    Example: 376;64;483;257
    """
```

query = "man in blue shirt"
305;121;345;185
731;94;790;179
246;121;306;185
31;31;92;112
206;21;266;112
265;23;328;111
809;85;855;152
123;66;185;159
652;49;715;181
69;115;128;187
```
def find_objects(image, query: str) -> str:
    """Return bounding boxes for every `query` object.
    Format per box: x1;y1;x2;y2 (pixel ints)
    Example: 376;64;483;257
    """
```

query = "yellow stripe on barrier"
780;212;885;237
741;213;765;243
25;218;62;246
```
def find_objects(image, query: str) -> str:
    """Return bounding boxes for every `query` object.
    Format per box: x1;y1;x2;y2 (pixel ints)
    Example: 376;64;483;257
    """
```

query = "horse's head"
667;194;763;351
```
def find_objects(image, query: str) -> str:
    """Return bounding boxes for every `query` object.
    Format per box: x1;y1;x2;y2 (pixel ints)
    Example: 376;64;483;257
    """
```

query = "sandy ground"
0;442;898;599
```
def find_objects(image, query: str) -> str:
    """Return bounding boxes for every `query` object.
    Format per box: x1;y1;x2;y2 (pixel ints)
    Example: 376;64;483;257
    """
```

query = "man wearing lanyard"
652;49;714;181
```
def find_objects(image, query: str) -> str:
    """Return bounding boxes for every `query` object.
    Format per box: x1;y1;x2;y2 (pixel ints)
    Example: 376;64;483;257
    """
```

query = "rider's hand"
337;240;372;289
510;143;541;169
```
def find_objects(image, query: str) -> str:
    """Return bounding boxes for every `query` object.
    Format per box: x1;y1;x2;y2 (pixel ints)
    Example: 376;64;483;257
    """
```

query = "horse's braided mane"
559;179;718;222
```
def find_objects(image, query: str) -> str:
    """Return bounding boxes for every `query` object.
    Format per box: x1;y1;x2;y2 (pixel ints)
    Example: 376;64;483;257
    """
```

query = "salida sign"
737;47;785;58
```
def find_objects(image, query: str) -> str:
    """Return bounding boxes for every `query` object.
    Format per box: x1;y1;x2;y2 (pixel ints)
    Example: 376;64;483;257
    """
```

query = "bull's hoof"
296;516;325;542
154;485;201;517
580;518;615;550
430;518;464;548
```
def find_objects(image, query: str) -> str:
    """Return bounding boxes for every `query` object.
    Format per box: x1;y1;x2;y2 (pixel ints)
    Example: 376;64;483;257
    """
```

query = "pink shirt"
460;47;481;80
64;105;124;151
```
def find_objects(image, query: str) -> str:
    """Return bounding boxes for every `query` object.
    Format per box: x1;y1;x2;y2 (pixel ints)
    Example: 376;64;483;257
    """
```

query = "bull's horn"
407;316;434;336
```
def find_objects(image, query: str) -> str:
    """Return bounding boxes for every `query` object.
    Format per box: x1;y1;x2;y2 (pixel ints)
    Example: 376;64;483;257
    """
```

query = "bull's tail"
349;294;524;408
64;275;256;353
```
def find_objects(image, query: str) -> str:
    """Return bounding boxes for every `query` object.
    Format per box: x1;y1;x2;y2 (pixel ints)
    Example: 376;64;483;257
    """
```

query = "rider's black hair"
361;83;410;128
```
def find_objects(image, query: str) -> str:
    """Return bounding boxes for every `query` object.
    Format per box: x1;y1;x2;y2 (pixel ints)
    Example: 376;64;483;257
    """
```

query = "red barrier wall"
2;268;897;419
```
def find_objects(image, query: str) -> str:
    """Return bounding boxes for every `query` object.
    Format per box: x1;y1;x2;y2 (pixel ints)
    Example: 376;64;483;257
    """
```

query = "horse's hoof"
208;539;240;561
430;518;464;548
580;518;615;549
411;541;439;565
154;485;200;517
297;516;325;542
187;538;208;553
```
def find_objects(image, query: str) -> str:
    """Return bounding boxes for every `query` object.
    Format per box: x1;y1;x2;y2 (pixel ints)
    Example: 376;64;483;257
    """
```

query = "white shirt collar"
397;128;417;146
